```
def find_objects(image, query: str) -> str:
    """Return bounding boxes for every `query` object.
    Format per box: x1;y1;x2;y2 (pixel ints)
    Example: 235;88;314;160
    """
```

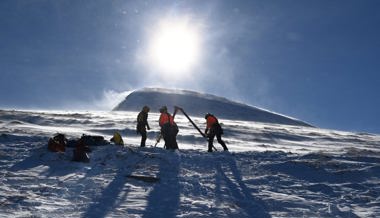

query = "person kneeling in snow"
204;113;228;152
110;132;124;146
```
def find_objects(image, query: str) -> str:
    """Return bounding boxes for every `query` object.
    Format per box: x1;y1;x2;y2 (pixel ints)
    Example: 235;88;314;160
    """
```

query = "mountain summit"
113;88;311;127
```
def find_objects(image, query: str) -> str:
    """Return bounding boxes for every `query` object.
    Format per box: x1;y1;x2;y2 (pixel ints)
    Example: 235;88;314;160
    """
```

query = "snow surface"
113;88;312;127
1;109;380;217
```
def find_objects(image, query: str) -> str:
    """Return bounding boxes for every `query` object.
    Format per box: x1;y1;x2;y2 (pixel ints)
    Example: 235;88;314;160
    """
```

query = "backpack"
47;133;67;152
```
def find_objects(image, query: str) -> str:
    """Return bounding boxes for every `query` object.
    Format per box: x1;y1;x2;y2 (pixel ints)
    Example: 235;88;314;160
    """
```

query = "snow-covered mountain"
113;88;312;127
1;109;380;217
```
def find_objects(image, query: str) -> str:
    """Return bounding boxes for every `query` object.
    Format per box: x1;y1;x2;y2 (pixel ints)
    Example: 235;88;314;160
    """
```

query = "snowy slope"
1;109;380;217
113;88;312;127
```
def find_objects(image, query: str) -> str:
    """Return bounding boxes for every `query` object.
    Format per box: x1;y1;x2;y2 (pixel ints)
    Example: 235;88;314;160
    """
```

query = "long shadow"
215;156;270;217
267;159;380;184
8;146;47;170
8;145;79;177
142;154;180;218
82;166;130;218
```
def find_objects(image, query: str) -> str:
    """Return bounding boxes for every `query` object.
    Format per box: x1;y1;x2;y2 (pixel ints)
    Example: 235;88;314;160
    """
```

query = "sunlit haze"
1;0;380;133
148;17;201;77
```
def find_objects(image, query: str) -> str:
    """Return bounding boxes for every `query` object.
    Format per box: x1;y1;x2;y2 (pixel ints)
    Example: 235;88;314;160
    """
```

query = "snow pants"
137;128;147;147
208;123;228;152
161;123;179;150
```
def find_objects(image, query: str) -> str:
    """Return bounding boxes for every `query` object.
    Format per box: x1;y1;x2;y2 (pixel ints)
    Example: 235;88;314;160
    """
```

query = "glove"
204;128;208;136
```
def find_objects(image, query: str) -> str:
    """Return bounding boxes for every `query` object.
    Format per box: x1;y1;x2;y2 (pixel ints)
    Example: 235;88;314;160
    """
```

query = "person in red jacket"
159;106;179;149
204;113;228;152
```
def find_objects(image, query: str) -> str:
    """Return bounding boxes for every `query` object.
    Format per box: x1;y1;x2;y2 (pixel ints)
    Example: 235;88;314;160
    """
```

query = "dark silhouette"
204;113;228;152
137;106;151;147
159;106;178;150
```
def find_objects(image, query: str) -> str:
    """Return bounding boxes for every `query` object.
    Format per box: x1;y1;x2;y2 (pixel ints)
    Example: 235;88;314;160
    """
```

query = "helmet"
205;113;211;119
159;106;167;113
142;106;150;112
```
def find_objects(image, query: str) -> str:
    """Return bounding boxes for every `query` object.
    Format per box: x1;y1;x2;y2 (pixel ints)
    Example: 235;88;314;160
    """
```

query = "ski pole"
154;133;161;147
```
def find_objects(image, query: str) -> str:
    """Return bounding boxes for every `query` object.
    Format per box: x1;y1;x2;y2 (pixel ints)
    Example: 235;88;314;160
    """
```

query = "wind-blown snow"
113;88;312;127
1;109;380;217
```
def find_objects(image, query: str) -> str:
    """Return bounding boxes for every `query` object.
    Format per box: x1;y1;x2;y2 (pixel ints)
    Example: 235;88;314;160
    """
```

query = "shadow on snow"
215;155;270;218
142;153;180;218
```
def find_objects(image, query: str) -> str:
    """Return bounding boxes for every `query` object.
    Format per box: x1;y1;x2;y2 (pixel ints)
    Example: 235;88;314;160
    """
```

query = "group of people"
136;105;228;152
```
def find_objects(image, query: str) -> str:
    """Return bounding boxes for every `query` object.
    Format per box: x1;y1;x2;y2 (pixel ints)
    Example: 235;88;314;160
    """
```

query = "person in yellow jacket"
111;132;124;145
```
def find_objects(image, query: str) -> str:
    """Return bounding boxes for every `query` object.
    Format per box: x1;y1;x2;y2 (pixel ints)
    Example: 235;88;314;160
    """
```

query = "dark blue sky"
1;0;380;133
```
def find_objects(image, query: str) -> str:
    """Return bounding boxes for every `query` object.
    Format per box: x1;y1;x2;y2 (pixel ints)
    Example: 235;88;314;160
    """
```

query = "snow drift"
113;88;311;127
1;109;380;217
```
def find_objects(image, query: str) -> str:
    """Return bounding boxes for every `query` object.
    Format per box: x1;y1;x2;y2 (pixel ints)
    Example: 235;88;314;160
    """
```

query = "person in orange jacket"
204;113;228;152
159;106;179;149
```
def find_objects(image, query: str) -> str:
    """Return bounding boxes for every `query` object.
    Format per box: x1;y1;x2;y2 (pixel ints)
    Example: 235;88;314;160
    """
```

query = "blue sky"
1;0;380;133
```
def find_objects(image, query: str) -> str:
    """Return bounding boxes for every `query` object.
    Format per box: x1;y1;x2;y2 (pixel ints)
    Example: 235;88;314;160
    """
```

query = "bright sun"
149;18;201;74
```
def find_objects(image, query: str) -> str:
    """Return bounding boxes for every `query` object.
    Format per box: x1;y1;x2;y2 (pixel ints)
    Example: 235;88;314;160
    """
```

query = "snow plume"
54;90;132;111
92;90;132;111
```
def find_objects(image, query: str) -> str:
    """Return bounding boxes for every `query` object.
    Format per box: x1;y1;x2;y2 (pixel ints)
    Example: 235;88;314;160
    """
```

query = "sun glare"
149;18;201;75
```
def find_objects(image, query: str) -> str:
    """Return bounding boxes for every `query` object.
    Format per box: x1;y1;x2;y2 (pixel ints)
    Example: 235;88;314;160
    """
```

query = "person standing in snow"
204;113;228;152
137;106;150;147
159;106;179;150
